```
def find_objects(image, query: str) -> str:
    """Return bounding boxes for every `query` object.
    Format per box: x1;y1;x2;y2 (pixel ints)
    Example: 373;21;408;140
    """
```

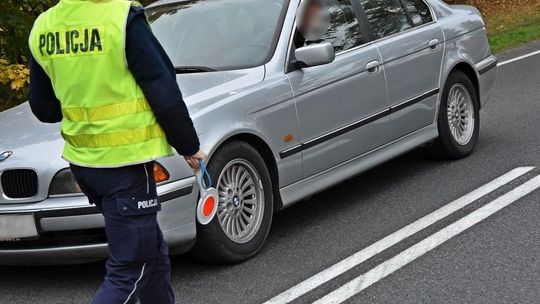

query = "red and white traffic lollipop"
195;160;218;225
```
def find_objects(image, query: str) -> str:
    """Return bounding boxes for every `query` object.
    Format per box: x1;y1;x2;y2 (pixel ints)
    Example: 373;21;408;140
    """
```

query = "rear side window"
403;0;433;25
360;0;412;39
322;0;366;52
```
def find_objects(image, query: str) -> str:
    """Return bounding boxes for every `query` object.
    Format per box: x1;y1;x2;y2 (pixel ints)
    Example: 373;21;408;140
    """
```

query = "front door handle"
366;60;381;73
428;39;440;49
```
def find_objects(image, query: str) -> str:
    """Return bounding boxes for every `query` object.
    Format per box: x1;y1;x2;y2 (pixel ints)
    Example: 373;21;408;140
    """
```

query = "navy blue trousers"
70;162;175;304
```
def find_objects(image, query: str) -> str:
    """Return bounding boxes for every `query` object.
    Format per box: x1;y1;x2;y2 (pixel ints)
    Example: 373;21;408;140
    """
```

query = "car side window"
402;0;433;26
360;0;412;39
321;0;365;53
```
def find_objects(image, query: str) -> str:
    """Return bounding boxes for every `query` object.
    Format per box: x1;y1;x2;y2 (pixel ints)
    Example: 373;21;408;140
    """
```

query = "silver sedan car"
0;0;496;264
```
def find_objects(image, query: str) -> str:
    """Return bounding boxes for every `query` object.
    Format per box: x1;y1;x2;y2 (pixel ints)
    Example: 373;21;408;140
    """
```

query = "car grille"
1;169;39;199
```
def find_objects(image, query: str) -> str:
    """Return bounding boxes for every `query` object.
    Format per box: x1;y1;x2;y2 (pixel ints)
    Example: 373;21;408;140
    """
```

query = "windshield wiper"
174;66;216;74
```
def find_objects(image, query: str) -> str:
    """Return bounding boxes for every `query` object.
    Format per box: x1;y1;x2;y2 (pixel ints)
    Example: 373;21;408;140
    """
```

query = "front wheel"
191;141;273;263
426;70;480;159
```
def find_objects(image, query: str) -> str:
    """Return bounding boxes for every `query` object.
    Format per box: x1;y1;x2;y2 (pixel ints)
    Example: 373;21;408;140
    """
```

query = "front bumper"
0;177;198;265
475;55;498;108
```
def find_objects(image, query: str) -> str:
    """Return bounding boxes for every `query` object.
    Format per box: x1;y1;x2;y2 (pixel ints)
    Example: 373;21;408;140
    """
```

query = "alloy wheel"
216;159;264;244
447;83;475;146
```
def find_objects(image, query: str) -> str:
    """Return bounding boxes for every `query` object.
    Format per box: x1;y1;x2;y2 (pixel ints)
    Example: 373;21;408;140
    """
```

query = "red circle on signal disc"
202;196;215;217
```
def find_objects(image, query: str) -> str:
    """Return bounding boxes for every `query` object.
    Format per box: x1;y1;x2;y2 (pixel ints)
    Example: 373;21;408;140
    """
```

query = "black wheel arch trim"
478;59;498;75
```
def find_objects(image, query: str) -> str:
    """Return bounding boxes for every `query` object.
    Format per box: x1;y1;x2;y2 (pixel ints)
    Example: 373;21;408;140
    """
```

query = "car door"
361;0;444;140
286;0;390;178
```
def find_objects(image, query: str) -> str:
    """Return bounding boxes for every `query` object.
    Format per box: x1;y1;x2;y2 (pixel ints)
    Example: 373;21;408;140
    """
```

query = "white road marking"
264;167;534;304
314;175;540;304
498;50;540;66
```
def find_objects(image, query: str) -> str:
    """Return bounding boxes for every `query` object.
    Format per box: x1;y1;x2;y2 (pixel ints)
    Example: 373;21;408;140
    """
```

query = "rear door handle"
366;60;381;73
428;39;440;49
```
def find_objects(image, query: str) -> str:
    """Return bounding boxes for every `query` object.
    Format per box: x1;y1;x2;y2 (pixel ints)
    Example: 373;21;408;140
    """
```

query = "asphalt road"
1;40;540;304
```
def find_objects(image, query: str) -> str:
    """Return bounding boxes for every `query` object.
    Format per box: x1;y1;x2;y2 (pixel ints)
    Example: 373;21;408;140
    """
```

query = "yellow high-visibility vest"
29;0;173;167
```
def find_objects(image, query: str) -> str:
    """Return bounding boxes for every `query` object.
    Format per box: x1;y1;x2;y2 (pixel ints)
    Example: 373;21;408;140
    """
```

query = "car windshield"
147;0;288;72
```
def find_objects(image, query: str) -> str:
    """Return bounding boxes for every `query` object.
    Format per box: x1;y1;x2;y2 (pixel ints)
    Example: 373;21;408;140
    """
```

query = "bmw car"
0;0;496;264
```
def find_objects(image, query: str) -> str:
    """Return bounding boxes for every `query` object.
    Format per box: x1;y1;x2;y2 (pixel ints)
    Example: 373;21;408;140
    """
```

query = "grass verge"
488;15;540;53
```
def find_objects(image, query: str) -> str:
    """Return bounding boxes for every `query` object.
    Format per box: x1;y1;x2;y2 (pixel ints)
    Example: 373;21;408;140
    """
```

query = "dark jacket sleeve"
126;7;200;156
28;57;63;123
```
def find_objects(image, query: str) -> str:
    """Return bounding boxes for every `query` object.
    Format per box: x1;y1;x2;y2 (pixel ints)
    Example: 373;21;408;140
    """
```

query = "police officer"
28;0;206;303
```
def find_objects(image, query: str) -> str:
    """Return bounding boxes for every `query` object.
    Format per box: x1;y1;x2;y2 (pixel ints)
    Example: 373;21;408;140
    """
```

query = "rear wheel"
191;141;273;263
426;70;480;159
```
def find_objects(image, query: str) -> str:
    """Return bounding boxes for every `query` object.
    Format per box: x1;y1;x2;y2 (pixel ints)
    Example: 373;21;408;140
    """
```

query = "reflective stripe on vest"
62;98;151;122
28;0;173;167
63;124;166;148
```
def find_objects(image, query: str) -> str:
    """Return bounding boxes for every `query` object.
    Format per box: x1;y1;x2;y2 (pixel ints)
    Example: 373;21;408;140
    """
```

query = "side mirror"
294;42;335;68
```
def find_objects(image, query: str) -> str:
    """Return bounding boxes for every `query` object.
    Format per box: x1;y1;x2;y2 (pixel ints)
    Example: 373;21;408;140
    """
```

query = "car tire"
191;140;273;263
425;70;480;159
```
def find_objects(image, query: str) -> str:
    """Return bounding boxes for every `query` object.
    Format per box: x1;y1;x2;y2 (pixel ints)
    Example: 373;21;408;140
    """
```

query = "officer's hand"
184;150;208;172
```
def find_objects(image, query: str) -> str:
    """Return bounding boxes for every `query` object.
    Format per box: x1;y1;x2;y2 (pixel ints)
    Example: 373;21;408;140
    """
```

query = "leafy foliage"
446;0;540;53
0;0;57;111
445;0;540;34
0;0;57;63
0;59;30;90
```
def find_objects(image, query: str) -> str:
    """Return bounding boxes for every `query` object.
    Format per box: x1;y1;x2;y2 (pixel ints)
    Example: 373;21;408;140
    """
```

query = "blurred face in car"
299;0;329;41
304;3;322;26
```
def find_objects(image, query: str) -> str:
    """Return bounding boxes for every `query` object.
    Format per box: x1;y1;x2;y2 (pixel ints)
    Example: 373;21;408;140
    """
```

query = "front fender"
190;72;301;188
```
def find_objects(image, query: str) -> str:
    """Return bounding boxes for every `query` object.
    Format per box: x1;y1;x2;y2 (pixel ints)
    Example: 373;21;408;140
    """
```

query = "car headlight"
48;163;170;197
49;168;82;196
